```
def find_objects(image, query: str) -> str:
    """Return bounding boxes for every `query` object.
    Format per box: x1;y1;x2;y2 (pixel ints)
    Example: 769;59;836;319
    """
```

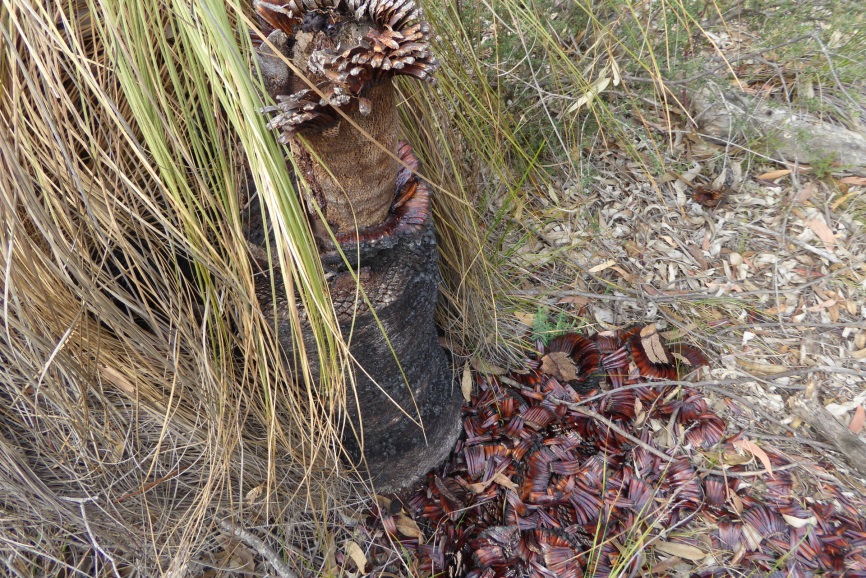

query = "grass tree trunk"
250;0;462;493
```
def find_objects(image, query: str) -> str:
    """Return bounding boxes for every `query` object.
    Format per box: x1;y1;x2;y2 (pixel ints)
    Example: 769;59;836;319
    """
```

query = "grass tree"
251;0;463;492
0;0;493;570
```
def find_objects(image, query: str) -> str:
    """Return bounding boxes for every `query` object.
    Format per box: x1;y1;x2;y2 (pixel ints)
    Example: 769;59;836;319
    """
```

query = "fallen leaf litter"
356;325;866;577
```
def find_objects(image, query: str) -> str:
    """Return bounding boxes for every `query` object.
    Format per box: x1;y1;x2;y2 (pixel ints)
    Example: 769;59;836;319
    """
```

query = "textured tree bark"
290;81;400;233
249;1;462;492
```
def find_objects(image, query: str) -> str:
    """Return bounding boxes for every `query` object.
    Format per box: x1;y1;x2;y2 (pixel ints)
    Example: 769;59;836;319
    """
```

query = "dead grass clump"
1;0;358;575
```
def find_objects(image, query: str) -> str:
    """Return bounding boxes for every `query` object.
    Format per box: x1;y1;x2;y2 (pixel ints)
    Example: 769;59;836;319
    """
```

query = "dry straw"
1;0;357;574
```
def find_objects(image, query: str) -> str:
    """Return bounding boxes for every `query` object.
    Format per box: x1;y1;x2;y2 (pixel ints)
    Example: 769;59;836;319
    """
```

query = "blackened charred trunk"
318;178;462;490
246;142;462;493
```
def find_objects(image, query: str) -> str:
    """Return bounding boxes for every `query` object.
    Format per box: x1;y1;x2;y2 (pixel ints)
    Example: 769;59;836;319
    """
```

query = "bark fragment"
692;83;866;167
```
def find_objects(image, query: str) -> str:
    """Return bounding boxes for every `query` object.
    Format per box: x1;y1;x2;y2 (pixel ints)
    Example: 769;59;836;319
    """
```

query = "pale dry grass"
1;0;360;575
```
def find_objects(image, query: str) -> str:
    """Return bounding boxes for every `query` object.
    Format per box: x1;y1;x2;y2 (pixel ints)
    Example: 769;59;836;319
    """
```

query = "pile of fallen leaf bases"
340;324;866;578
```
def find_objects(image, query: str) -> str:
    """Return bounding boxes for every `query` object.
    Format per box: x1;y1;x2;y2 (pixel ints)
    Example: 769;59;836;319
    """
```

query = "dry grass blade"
1;0;355;575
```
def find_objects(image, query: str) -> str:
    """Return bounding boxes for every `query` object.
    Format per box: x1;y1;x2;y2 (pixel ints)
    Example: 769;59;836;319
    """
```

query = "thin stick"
699;384;801;436
218;519;299;578
506;288;700;303
573;405;678;464
499;376;677;465
738;223;842;264
717;322;866;336
59;495;121;578
744;431;833;451
700;462;802;478
113;465;191;503
497;376;826;480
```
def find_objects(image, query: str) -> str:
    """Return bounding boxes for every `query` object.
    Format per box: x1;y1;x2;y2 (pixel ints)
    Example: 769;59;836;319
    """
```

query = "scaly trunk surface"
291;81;399;233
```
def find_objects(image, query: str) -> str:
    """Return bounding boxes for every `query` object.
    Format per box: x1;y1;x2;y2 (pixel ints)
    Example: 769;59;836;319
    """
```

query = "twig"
506;278;862;304
60;495;121;577
218;519;299;578
717;322;866;336
699;384;801;436
738;223;841;264
576;405;679;465
744;431;833;451
700;462;803;478
734;366;866;388
574;377;764;405
113;465;191;503
499;376;677;465
497;377;837;482
813;366;866;377
788;383;866;478
506;288;706;303
812;33;862;110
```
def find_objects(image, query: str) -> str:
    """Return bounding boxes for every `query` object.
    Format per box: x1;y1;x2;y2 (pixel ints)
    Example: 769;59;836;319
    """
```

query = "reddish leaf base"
369;325;866;578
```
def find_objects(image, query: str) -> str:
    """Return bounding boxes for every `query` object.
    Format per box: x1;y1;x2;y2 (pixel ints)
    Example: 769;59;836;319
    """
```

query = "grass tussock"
1;0;354;574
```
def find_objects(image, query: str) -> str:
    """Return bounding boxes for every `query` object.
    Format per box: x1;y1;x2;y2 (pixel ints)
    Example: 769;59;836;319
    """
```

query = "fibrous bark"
290;80;399;232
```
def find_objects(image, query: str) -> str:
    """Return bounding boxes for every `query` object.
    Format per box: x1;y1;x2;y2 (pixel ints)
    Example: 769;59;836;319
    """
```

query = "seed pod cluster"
256;0;436;139
378;325;866;577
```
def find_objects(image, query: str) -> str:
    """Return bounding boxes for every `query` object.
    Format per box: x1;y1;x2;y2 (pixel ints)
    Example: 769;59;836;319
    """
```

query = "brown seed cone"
256;0;436;138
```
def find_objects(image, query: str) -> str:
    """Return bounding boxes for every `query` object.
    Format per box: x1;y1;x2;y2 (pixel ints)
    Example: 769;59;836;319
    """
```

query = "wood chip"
804;219;837;250
733;438;774;477
588;259;617;273
742;524;763;551
493;472;518;491
514;312;536;326
756;169;791;180
850;405;865;435
639;324;671;364
734;359;790;374
344;541;367;572
783;514;817;528
461;364;473;402
395;515;423;539
99;364;136;395
794;182;816;204
471;358;506;375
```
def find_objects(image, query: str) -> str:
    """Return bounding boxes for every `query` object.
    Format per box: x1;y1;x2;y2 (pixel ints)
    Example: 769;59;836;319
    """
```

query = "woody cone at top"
250;0;462;492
